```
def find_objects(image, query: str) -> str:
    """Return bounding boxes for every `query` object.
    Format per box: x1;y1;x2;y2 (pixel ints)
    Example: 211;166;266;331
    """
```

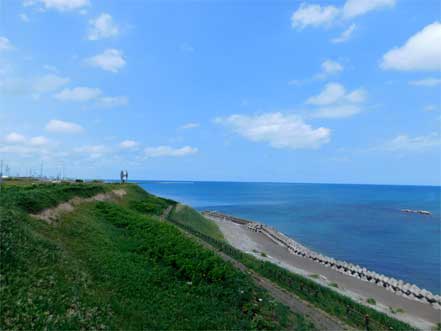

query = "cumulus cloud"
3;132;50;146
87;13;119;40
29;136;49;146
342;0;395;19
291;3;339;29
216;113;330;149
291;0;395;29
119;140;139;149
316;59;344;79
310;105;362;119
331;24;357;43
32;74;70;93
54;87;102;102
0;37;14;52
409;78;441;87
144;146;198;158
53;86;128;108
180;122;200;129
382;133;441;152
381;22;441;71
307;83;346;105
97;96;128;108
86;49;126;73
306;82;367;118
5;132;26;144
24;0;89;12
45;119;83;133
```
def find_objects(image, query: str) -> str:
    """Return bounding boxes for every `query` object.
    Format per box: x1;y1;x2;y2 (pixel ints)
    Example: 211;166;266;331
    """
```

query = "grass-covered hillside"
0;180;313;330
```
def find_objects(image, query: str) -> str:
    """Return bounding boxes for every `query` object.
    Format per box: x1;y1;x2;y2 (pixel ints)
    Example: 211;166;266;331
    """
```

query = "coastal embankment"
203;211;441;330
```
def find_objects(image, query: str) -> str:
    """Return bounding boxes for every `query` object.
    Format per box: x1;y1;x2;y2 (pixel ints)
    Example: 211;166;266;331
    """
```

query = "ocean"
137;181;441;294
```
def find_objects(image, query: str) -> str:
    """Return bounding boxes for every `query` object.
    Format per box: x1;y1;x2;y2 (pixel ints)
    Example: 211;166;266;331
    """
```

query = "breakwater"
203;211;441;310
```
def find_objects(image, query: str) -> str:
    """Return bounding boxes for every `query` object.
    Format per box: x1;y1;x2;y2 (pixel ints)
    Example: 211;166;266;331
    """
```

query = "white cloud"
216;113;330;149
97;96;128;108
317;59;344;79
409;78;441;87
382;133;440;152
331;24;357;43
180;122;200;129
5;132;26;144
0;37;14;52
87;13;119;40
19;13;30;22
24;0;89;12
29;136;49;146
54;87;102;102
307;83;366;106
381;22;441;71
119;140;139;149
3;133;50;146
32;74;70;93
292;0;394;29
307;83;346;105
310;105;362;118
306;82;367;118
86;49;126;73
342;0;395;19
53;86;127;108
45;119;83;133
291;3;339;29
346;88;367;103
144;146;198;158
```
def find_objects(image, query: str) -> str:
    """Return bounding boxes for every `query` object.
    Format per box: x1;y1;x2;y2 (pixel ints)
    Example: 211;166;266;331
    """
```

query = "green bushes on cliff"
0;182;313;330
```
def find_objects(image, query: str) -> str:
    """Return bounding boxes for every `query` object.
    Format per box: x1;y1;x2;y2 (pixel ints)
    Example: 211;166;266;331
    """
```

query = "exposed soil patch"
31;189;126;224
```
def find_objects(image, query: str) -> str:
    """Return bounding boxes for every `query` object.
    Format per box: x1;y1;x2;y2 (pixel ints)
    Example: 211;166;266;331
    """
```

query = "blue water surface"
137;181;441;294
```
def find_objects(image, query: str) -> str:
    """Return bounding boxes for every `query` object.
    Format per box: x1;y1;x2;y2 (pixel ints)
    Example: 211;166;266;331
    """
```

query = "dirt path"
31;189;126;224
160;205;173;221
169;217;349;331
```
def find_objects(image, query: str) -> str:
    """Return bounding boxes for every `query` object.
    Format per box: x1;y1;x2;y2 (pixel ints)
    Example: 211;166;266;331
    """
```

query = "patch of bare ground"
31;189;126;224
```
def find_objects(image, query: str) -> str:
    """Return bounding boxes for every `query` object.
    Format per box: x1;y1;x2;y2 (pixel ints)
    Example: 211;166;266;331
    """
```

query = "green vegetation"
0;181;313;330
260;252;267;257
434;322;441;331
389;307;405;314
329;282;339;288
169;204;224;241
367;298;376;305
169;220;415;331
309;274;319;279
0;181;108;214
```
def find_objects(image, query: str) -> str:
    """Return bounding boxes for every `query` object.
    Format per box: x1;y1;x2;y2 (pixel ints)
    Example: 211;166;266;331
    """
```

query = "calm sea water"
137;181;441;294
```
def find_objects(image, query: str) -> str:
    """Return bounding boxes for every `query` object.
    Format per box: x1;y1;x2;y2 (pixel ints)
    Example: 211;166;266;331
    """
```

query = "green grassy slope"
0;181;314;330
169;204;224;241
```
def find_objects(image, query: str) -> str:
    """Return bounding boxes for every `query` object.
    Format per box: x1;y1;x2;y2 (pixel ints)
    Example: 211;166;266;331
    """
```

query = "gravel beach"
210;217;441;330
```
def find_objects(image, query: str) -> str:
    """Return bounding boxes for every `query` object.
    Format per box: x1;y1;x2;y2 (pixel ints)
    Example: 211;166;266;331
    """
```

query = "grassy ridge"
169;204;225;241
0;182;108;213
0;182;314;330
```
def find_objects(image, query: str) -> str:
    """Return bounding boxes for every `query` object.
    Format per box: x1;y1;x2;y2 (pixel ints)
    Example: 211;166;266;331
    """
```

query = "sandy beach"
208;216;441;330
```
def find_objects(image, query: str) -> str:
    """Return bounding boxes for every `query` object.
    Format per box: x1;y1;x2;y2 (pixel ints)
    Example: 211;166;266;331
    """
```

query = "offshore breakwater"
203;211;441;310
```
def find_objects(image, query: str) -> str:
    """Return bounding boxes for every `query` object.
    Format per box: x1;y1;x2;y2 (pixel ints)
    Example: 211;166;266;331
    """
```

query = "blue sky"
0;0;440;185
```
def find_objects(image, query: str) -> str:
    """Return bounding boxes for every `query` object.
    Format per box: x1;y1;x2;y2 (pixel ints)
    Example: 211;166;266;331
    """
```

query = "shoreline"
203;211;441;330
